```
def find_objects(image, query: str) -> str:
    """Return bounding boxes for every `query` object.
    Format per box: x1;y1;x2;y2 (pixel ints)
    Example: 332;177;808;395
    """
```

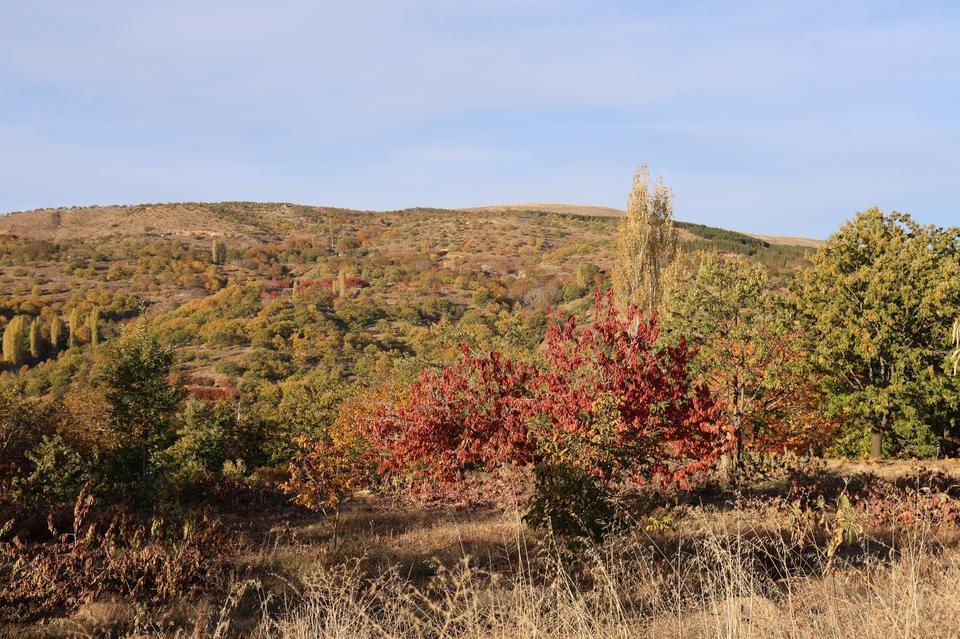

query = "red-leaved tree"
535;293;728;487
367;348;538;483
366;292;728;534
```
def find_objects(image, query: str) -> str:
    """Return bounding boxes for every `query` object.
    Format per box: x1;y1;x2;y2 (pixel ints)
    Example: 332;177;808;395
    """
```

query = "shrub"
0;486;234;622
367;292;728;537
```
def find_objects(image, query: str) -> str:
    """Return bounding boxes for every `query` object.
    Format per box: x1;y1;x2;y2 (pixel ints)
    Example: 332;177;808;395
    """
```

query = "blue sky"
1;1;958;237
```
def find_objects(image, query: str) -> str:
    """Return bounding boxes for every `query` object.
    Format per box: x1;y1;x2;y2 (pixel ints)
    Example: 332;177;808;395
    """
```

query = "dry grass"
255;512;960;639
9;464;960;638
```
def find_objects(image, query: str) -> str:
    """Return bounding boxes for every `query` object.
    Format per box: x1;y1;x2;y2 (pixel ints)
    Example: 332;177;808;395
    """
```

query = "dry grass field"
12;460;958;639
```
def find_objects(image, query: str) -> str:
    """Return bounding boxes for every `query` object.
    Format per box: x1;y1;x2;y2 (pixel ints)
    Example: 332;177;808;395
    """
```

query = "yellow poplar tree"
612;164;679;316
2;315;30;366
89;306;101;349
49;316;64;351
28;317;43;360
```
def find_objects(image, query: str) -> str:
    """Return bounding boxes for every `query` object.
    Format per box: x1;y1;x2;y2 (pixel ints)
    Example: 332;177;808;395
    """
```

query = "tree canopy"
795;208;960;458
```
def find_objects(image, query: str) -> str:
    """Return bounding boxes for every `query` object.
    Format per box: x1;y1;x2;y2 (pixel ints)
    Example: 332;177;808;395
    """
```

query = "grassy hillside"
0;199;812;404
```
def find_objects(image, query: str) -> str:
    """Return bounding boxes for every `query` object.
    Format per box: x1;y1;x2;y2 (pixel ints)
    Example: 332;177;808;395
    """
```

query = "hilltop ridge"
0;201;821;248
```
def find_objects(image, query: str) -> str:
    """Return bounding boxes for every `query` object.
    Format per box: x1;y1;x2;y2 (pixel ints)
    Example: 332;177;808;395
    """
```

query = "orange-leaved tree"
283;382;406;543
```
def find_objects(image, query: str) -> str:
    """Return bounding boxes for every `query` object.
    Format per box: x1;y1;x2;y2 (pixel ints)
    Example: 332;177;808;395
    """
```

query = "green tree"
28;317;43;361
795;209;960;459
102;320;184;498
576;263;602;290
2;315;30;367
612;165;678;316
663;253;827;474
167;398;239;474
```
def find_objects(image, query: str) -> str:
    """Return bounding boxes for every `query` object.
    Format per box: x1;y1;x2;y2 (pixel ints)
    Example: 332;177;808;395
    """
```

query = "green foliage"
663;252;828;460
164;398;262;476
101;320;184;498
0;383;65;521
795;209;960;458
950;318;960;376
575;263;602;289
525;463;615;542
675;221;768;249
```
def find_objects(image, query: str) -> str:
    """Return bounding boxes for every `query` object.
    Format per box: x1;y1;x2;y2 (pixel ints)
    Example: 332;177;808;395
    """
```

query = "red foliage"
536;292;728;486
169;373;238;402
185;386;239;401
367;291;728;490
367;348;538;483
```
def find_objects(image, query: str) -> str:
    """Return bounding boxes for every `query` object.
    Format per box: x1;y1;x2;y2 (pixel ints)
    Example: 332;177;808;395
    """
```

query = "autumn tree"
282;388;393;546
28;317;43;361
49;316;64;351
2;315;29;367
367;293;727;537
68;307;82;348
662;252;830;474
88;306;101;349
951;318;960;375
612;165;679;316
211;238;228;265
795;209;960;459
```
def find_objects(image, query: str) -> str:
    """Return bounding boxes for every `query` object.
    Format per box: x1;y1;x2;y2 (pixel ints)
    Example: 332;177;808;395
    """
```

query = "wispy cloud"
1;1;958;235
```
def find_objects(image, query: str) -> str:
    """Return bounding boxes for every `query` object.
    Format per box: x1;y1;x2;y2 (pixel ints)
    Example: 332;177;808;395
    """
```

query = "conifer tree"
612;165;679;316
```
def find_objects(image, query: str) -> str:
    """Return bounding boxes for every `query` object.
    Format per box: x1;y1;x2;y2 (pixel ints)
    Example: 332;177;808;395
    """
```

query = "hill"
463;203;822;247
0;200;814;399
1;201;821;248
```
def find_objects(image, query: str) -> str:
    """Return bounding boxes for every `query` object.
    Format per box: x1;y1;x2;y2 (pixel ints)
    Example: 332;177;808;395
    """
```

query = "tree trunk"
870;418;884;461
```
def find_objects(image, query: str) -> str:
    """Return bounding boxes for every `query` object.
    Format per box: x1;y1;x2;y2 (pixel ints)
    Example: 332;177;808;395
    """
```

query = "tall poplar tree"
612;165;678;316
2;315;29;366
68;307;82;348
28;317;43;361
89;306;101;349
211;238;227;265
49;316;64;351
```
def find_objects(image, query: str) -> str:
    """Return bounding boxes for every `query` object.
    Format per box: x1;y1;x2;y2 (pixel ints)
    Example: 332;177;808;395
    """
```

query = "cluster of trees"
1;306;101;368
1;174;958;542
